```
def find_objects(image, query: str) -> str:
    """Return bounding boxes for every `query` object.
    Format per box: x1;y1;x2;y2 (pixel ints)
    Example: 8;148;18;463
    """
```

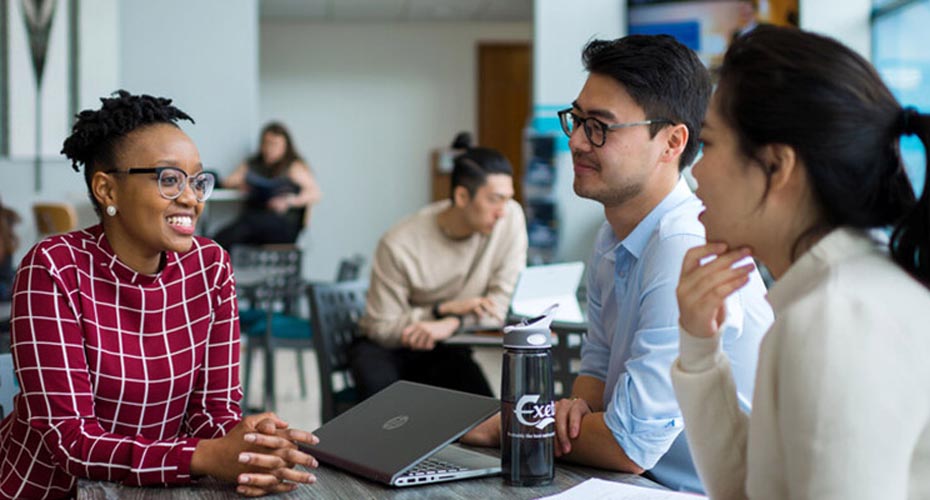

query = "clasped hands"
401;296;502;351
191;412;320;497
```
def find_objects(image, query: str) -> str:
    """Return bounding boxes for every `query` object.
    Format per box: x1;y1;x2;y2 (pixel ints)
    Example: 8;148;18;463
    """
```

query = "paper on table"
535;478;707;500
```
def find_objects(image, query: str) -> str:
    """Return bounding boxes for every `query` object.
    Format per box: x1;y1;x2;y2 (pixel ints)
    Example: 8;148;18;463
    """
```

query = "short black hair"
451;131;472;150
60;90;194;215
450;147;513;201
582;35;711;169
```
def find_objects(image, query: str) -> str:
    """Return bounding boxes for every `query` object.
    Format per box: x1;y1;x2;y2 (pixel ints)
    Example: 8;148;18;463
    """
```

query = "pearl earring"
106;205;117;217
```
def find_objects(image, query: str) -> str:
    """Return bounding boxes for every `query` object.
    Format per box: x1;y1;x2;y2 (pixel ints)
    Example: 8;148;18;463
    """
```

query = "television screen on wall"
628;0;799;69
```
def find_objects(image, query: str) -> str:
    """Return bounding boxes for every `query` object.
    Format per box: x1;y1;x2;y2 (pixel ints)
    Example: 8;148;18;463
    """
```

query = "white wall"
120;0;260;170
532;0;625;265
800;0;871;59
1;0;261;266
260;21;532;280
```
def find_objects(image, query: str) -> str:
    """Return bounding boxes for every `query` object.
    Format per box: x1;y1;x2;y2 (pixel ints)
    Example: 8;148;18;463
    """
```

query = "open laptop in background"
510;261;585;323
303;381;501;487
460;261;586;333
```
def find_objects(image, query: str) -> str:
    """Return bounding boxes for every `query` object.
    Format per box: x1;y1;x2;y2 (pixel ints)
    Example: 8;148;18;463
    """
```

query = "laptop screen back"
307;381;499;480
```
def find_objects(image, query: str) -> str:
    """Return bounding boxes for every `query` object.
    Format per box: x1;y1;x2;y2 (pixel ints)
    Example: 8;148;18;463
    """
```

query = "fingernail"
307;473;317;483
237;486;248;494
312;435;320;445
239;474;250;484
244;433;256;443
238;453;250;464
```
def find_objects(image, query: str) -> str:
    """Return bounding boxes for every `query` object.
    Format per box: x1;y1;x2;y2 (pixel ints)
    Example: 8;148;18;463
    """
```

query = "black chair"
308;280;367;423
335;254;365;282
232;245;310;412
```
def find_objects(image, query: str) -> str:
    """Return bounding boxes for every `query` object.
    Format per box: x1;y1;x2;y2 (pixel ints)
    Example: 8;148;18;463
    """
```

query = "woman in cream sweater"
671;26;930;499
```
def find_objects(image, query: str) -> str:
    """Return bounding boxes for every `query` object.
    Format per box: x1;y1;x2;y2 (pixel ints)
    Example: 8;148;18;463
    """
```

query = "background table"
445;319;587;399
78;446;665;499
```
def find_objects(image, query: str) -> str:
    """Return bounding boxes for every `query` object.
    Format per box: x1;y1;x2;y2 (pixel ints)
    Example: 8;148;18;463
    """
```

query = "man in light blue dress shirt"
462;35;771;492
551;36;773;492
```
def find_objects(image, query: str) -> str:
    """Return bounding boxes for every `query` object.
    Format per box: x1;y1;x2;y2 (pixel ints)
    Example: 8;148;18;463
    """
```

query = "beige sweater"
671;228;930;499
359;199;527;347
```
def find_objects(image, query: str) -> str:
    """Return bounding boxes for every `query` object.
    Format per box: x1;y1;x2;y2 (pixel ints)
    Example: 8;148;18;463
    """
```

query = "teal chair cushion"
238;308;265;329
243;313;312;340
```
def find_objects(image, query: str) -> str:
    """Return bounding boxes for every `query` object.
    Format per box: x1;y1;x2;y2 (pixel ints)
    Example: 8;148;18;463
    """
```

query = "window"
873;0;930;195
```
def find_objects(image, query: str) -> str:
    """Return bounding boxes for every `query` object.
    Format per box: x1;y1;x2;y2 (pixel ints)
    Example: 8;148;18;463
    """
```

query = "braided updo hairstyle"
60;90;194;215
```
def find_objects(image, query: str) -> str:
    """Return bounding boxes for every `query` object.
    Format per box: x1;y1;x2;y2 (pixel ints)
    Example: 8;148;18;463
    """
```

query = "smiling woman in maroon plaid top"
0;91;319;499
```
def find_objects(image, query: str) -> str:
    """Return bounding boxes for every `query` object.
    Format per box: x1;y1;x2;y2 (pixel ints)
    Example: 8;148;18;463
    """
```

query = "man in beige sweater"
352;147;528;399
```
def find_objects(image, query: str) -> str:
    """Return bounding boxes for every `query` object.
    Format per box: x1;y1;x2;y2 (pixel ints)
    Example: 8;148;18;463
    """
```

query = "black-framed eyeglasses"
106;167;216;202
557;108;672;147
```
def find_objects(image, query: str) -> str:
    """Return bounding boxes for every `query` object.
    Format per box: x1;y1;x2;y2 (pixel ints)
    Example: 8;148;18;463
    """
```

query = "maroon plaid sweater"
0;225;242;499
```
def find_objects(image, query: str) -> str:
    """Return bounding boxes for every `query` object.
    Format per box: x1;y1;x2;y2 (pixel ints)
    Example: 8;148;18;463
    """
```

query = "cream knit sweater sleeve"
671;327;750;500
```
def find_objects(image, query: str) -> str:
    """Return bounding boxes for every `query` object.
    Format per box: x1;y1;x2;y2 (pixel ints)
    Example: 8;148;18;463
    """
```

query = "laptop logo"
382;415;410;430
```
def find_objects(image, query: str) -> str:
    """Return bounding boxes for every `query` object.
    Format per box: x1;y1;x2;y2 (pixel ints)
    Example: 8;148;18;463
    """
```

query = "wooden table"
78;447;664;499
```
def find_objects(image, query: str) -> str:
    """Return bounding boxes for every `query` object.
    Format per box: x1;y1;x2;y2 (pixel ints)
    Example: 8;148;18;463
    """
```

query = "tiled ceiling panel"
260;0;533;22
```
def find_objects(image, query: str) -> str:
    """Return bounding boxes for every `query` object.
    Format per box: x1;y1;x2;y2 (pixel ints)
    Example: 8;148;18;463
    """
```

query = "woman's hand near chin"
676;243;755;338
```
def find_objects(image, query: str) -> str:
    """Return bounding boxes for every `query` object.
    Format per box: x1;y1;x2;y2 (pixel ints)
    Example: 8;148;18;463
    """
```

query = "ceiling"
260;0;534;23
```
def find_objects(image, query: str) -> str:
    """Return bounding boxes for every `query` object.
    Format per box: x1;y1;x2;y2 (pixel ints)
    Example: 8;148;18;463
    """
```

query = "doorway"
477;42;531;203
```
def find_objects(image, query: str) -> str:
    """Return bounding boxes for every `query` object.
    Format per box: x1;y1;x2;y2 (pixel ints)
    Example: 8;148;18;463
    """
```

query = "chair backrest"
231;245;303;315
0;353;16;420
308;280;367;423
33;203;78;236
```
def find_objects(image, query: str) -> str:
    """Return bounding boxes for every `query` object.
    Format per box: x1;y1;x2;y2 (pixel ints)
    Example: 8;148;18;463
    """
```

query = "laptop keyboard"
401;457;468;477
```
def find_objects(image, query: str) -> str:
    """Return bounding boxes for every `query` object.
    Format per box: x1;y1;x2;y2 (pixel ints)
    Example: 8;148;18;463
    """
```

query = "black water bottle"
500;306;556;486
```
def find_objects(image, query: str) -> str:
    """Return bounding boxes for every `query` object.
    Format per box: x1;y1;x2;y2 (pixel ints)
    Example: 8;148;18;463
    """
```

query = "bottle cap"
503;304;557;349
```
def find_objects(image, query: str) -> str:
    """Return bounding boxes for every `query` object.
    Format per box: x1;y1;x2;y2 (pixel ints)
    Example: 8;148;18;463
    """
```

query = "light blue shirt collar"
598;178;694;262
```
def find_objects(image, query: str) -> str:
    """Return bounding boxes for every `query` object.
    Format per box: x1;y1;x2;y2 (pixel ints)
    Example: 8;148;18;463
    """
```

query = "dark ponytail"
890;110;930;286
717;26;928;286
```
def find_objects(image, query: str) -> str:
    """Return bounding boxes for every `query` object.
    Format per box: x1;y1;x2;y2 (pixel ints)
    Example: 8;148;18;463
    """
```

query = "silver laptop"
304;381;501;487
459;261;586;333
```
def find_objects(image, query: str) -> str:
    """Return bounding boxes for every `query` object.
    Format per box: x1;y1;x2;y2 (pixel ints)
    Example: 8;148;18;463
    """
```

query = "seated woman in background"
0;196;20;301
671;26;930;499
0;90;319;499
214;122;321;249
